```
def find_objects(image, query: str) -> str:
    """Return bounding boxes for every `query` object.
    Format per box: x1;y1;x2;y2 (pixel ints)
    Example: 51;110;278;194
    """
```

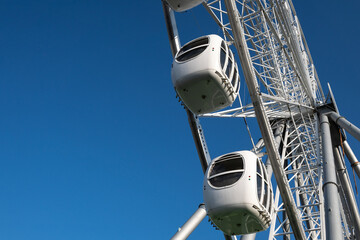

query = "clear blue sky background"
0;1;359;239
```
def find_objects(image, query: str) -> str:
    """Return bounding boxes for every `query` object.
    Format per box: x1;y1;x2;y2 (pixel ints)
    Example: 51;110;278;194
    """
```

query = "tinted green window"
176;46;207;62
176;37;209;62
231;68;238;88
262;164;270;209
268;189;273;212
208;154;245;188
257;174;262;202
209;172;243;188
220;49;226;69
235;74;240;93
178;37;209;55
221;40;226;50
256;160;263;202
226;59;233;78
263;182;268;208
220;41;227;69
209;158;243;177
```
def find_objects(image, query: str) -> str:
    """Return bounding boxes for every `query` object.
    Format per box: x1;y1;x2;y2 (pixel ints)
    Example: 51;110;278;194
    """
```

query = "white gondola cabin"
165;0;204;12
171;35;240;114
203;151;273;236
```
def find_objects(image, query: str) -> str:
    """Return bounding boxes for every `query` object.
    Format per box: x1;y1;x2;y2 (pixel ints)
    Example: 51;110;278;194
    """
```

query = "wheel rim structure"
163;0;359;239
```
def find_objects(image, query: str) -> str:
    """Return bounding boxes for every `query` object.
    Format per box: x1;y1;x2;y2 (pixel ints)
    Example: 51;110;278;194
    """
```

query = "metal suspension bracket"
162;0;211;173
162;3;236;240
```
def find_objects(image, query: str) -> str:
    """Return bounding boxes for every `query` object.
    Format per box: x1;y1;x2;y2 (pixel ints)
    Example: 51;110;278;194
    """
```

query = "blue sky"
0;1;359;240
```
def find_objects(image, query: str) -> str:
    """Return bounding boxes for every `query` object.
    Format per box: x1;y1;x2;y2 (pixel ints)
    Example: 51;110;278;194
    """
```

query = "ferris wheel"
161;0;360;239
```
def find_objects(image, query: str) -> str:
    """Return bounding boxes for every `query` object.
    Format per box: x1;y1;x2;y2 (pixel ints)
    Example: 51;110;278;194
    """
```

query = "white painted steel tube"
328;111;360;142
162;1;211;173
224;235;238;240
266;121;286;178
240;233;256;240
253;138;264;153
162;1;180;57
333;147;360;237
276;0;316;104
320;114;343;240
343;140;360;179
170;204;207;240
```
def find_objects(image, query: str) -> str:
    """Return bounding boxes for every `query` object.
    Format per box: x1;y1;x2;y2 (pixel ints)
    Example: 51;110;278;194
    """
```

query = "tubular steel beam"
328;111;360;142
162;1;180;58
266;120;286;178
320;114;343;240
274;0;316;104
162;1;211;173
252;138;264;154
170;204;207;240
343;140;360;179
333;147;360;237
223;0;306;239
224;235;238;240
240;233;256;240
186;112;211;173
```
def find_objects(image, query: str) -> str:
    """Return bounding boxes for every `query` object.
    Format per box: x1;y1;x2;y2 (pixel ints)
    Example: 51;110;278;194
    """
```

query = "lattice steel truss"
268;115;323;239
202;0;324;117
199;0;349;239
163;0;360;239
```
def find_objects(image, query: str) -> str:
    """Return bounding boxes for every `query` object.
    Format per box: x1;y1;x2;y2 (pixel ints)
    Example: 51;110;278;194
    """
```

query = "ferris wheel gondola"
171;34;240;114
165;0;204;12
203;151;273;235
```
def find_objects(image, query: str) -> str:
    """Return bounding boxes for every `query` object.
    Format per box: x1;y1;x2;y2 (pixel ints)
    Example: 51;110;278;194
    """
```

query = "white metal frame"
163;0;360;239
201;1;325;238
